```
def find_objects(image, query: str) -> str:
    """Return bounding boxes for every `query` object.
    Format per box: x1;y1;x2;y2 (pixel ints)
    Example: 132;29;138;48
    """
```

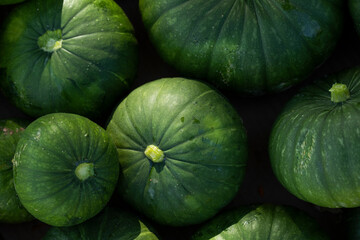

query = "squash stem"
37;29;63;53
75;162;95;181
329;83;350;103
144;145;164;163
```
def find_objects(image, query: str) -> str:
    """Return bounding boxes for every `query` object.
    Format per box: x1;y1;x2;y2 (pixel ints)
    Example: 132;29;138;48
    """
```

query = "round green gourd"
13;113;119;227
269;67;360;208
106;78;248;226
0;119;33;223
192;204;329;240
0;0;138;119
43;207;159;240
139;0;343;95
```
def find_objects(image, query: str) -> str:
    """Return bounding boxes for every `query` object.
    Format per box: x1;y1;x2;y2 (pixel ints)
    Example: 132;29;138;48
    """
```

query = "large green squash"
0;0;138;119
43;207;159;240
269;67;360;208
192;204;329;240
0;119;33;223
13;113;119;226
106;78;248;226
139;0;343;95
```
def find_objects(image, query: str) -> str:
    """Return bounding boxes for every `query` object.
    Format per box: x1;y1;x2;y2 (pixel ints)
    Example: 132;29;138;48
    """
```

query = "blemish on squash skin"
192;118;200;124
181;117;185;123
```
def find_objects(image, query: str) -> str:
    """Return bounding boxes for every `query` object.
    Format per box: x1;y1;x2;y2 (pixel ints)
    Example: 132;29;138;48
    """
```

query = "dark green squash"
0;0;138;119
0;119;33;223
43;207;159;240
106;78;248;226
269;66;360;208
139;0;343;95
13;113;119;226
192;204;329;240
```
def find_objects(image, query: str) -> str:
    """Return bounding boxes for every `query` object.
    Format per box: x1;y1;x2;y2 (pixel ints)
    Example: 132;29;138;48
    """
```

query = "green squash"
0;0;138;119
350;0;360;36
13;113;119;226
43;207;159;240
192;204;329;240
0;0;26;5
139;0;343;95
0;119;33;223
269;67;360;208
106;78;248;226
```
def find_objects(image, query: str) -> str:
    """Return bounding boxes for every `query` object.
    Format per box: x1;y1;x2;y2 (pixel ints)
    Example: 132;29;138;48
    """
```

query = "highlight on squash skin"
329;83;350;103
75;162;95;181
144;145;165;163
37;29;63;53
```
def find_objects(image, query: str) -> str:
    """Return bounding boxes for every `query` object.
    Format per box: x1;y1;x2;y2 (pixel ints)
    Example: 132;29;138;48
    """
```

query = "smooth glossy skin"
140;0;343;95
13;113;119;226
43;207;159;240
0;0;138;119
192;204;329;240
269;67;360;208
0;119;33;223
107;78;248;226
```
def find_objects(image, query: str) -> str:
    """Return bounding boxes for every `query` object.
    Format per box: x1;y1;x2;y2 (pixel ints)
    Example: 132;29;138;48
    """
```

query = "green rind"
0;0;138;119
107;78;248;226
42;207;159;240
269;66;360;208
139;0;343;95
0;119;33;223
13;113;119;226
192;204;329;240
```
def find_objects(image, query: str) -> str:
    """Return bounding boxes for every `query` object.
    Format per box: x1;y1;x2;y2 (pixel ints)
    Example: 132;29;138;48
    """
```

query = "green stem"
329;83;350;103
75;162;95;181
38;29;63;53
144;145;164;163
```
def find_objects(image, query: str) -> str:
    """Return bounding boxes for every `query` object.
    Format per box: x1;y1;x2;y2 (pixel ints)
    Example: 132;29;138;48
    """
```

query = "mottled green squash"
0;0;138;119
192;204;329;240
0;119;33;223
43;207;159;240
13;113;119;226
139;0;343;95
107;78;248;226
269;67;360;208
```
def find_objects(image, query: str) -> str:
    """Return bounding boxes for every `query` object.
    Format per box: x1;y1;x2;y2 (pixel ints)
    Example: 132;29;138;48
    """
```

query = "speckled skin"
0;0;138;119
192;204;329;240
13;113;119;227
140;0;343;95
43;207;160;240
269;67;360;208
106;78;248;226
0;119;33;223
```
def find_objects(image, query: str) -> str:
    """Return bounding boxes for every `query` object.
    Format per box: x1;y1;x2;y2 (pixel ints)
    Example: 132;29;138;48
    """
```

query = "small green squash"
43;207;159;240
139;0;343;95
269;67;360;208
0;119;33;223
13;113;119;226
106;78;248;226
0;0;138;119
192;204;329;240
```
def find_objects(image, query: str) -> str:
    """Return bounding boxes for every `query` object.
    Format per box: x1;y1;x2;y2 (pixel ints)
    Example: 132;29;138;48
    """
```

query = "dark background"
0;0;359;239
